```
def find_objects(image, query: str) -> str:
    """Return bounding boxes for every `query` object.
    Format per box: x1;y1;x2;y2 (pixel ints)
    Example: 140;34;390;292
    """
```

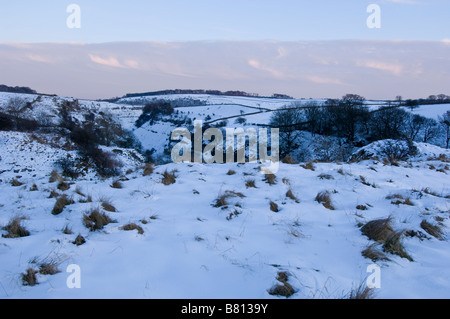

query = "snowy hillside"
1;91;450;299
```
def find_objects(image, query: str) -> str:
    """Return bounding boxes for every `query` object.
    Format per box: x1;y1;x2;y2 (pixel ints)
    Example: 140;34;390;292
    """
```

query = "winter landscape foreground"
0;91;450;299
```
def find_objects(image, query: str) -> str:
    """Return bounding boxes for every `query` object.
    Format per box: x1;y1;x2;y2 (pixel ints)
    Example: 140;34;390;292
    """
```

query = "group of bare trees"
269;94;450;159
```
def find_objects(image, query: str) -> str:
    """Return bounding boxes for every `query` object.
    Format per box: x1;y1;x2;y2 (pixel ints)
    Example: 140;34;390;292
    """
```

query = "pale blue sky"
0;0;449;43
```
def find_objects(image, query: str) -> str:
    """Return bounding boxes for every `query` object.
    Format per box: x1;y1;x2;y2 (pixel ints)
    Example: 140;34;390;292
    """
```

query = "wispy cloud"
357;60;403;76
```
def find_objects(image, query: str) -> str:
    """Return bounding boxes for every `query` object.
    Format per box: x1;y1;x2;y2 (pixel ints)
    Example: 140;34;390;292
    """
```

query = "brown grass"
383;231;413;261
110;180;123;189
39;262;60;275
2;217;30;238
73;234;86;246
268;272;295;298
281;155;299;164
301;162;315;171
57;181;70;191
100;197;117;213
83;208;116;231
22;268;38;286
270;201;279;212
286;189;299;203
361;244;389;262
121;223;144;235
213;190;246;208
264;174;277;185
161;169;177;185
52;194;74;215
226;169;236;175
143;163;154;176
62;224;73;235
11;178;24;187
420;220;445;240
348;283;376;299
245;179;256;188
315;191;335;210
360;217;394;243
49;170;64;183
318;173;334;180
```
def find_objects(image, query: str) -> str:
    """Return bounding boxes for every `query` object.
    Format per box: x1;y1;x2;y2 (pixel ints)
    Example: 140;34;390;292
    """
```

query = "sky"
0;0;449;99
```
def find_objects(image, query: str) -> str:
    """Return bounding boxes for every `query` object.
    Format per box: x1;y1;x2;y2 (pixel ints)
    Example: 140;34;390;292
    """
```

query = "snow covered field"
0;92;450;299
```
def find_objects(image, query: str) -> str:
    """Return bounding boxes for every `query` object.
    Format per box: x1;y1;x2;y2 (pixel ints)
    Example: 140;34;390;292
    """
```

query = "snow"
1;92;450;299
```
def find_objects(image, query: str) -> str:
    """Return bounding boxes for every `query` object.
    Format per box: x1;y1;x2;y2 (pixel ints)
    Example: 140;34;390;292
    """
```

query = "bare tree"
439;111;450;149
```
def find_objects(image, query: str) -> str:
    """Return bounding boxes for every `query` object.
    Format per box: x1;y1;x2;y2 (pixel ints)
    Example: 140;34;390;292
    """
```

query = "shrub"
2;217;30;238
83;209;116;231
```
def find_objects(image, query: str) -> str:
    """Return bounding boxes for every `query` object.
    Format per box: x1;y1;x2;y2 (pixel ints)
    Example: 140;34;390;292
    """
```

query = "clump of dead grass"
120;223;144;235
83;208;116;231
315;191;335;210
2;217;30;238
161;169;177;185
51;194;74;215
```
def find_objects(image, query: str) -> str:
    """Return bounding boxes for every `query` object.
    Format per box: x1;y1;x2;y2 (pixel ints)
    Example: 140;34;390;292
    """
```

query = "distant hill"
0;84;37;95
102;89;294;102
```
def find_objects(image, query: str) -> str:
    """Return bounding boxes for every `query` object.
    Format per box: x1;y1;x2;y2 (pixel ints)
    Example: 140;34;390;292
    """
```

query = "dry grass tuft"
143;163;154;176
226;169;236;175
245;179;256;188
2;217;30;238
22;268;38;286
110;180;123;189
383;231;413;261
161;169;177;185
264;174;277;185
361;244;389;262
49;170;64;183
83;208;116;231
270;201;279;212
213;190;246;208
268;272;295;298
301;161;315;171
52;194;74;215
348;283;376;299
315;191;335;210
57;181;70;191
360;217;394;243
318;173;334;180
73;234;86;246
286;189;299;203
100;197;117;213
121;223;144;235
420;220;445;240
281;155;299;164
39;262;60;275
11;178;24;187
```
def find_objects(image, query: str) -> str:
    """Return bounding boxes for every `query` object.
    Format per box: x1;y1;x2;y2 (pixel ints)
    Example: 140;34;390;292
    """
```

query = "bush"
135;101;174;127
